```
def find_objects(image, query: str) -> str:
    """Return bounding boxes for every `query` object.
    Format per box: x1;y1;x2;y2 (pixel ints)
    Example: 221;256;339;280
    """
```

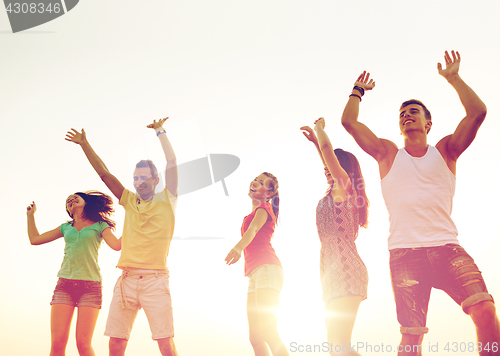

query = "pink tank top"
242;202;281;276
381;146;459;250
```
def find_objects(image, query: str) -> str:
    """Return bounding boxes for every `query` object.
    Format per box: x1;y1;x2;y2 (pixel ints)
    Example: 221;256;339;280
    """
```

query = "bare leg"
109;337;128;356
325;296;362;356
75;306;99;356
157;337;178;356
50;304;75;356
253;288;289;356
397;334;424;356
468;301;500;356
247;292;270;356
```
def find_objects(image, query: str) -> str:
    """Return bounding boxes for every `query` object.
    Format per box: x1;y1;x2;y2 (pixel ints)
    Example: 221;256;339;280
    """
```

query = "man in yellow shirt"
66;118;179;356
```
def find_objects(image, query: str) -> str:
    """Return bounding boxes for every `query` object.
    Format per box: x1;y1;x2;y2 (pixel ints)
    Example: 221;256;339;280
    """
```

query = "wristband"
156;129;166;136
349;94;362;102
353;85;365;96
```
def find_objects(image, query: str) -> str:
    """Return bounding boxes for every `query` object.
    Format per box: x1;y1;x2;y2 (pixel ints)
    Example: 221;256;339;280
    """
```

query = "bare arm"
300;125;327;167
436;51;487;162
341;72;392;162
225;208;269;265
314;118;351;193
65;129;125;200
26;202;63;245
101;227;121;251
147;118;178;197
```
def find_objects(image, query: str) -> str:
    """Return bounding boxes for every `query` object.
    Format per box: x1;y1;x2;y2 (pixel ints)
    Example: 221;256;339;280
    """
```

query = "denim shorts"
390;244;493;335
50;278;102;309
247;264;284;294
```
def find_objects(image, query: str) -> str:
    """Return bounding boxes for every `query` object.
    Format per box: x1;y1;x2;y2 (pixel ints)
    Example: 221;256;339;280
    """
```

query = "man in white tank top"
342;51;498;356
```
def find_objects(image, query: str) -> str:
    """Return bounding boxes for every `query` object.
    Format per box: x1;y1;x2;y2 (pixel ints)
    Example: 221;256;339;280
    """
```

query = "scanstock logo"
3;0;79;33
177;154;240;196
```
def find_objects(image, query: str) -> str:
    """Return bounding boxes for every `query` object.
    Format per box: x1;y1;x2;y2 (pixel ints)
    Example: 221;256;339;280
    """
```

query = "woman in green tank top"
27;191;121;356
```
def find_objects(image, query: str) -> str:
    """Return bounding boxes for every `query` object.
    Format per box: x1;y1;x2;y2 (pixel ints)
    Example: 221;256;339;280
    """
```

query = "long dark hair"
66;191;116;229
334;149;369;228
262;172;280;225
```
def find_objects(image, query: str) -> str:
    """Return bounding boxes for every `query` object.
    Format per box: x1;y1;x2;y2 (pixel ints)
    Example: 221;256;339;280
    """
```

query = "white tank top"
381;146;459;250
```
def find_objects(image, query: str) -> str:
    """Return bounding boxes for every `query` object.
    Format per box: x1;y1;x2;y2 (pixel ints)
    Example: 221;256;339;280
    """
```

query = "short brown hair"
400;99;431;121
135;160;158;178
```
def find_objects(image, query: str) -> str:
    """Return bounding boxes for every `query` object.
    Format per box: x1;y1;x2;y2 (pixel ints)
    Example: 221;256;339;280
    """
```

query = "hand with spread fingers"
65;128;87;145
354;71;376;92
300;125;319;145
147;117;169;130
438;50;461;81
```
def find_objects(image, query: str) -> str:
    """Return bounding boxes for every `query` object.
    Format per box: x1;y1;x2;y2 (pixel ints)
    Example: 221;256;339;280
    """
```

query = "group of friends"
26;51;499;356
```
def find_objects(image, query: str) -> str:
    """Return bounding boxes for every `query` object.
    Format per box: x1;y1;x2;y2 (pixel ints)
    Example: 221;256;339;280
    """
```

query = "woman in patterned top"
225;172;289;356
302;118;369;356
27;191;121;356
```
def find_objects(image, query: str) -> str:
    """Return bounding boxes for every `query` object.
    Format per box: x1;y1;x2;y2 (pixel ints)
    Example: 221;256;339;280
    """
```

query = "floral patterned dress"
316;190;368;302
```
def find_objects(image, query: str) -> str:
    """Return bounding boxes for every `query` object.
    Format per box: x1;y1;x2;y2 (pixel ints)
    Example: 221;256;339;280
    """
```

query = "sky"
1;1;500;355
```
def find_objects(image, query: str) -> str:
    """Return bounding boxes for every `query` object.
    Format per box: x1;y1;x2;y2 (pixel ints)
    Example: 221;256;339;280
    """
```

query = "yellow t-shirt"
117;188;177;269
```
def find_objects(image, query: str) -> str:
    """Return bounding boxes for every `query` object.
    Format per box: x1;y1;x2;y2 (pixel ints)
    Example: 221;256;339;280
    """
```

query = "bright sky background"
1;1;500;355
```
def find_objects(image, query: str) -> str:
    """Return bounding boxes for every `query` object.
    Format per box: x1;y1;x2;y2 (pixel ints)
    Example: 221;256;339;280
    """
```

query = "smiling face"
134;167;159;199
399;104;432;135
66;194;85;218
248;173;275;201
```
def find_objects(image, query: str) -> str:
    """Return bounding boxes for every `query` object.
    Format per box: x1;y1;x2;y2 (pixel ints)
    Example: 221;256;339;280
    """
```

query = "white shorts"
247;264;284;294
104;269;174;340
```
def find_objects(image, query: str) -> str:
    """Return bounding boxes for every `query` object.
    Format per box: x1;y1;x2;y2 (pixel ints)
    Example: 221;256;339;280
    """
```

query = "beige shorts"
247;264;284;294
104;269;174;340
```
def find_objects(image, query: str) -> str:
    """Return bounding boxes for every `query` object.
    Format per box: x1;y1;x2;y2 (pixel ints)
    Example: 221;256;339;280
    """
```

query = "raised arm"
26;202;63;245
341;72;394;162
300;125;327;167
147;118;178;197
436;50;487;162
65;129;125;200
225;208;268;265
314;118;351;193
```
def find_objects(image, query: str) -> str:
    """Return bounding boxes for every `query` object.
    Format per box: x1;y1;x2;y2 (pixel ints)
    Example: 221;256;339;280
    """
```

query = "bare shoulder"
381;139;398;152
379;139;399;163
436;135;457;174
378;139;399;179
436;134;452;151
250;207;270;228
255;206;271;218
436;134;454;161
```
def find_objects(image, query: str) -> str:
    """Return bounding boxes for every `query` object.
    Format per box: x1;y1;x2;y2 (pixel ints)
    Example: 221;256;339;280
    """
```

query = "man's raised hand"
354;71;376;92
65;128;87;145
438;50;460;81
147;117;169;130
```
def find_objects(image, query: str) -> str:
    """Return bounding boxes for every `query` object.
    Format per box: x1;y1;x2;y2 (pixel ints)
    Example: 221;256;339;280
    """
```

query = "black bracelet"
349;94;362;102
353;85;365;96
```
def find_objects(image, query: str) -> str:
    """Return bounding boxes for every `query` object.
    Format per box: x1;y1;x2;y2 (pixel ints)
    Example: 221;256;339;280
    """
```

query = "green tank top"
58;221;109;281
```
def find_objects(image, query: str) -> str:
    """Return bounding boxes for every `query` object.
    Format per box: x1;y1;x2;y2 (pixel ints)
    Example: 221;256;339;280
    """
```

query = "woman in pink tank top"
302;118;369;356
225;172;289;356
